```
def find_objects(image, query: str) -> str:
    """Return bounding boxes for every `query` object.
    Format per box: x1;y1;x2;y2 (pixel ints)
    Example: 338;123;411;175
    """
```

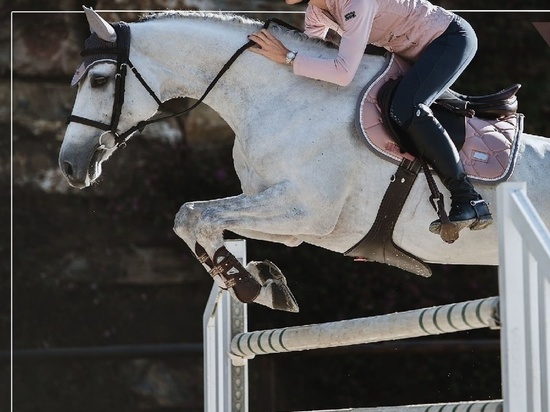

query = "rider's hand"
248;29;290;65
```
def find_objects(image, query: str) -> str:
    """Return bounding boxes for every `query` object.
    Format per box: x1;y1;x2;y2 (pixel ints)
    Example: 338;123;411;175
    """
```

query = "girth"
344;158;432;277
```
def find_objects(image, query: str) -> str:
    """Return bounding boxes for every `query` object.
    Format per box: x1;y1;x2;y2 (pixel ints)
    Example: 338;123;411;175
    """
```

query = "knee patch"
389;101;429;130
404;103;434;129
389;101;407;128
413;103;433;119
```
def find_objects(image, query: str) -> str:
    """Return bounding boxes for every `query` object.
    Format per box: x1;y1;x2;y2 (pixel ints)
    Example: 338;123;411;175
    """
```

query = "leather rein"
67;18;299;148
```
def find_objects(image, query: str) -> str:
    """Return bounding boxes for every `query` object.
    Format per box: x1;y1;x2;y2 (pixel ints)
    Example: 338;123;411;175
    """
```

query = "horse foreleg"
173;182;333;312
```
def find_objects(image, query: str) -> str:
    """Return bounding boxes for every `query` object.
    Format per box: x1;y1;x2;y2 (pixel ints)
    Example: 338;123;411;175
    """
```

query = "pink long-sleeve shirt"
292;0;454;86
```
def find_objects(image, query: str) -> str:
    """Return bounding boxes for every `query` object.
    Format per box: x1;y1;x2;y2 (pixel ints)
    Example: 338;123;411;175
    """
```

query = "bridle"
67;18;299;149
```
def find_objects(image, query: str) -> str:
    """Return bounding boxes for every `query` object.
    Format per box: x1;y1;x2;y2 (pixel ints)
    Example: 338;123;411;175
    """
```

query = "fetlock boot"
403;104;493;234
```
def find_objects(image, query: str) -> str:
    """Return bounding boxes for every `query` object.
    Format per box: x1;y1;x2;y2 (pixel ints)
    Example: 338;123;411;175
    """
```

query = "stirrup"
429;199;493;237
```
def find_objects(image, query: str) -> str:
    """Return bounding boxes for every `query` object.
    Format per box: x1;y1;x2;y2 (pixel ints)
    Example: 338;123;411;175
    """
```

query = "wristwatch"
285;50;297;65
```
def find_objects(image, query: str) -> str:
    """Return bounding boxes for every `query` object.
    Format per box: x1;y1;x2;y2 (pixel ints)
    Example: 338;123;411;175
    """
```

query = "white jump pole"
295;399;503;412
230;296;499;361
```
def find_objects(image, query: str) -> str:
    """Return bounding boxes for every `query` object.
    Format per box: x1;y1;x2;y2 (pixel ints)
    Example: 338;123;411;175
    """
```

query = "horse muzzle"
59;149;96;189
59;131;116;188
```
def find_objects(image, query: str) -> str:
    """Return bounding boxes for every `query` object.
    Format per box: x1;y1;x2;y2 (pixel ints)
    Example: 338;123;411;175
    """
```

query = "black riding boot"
404;104;493;233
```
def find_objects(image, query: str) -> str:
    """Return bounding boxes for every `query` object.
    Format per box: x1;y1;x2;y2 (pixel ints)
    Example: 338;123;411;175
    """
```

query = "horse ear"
83;6;117;43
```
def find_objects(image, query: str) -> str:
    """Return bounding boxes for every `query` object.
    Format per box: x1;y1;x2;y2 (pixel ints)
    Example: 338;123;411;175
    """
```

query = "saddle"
345;54;524;277
356;54;523;182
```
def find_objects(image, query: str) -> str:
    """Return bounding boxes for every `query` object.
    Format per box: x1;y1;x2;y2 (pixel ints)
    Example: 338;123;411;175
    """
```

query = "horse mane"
138;10;260;26
137;11;327;47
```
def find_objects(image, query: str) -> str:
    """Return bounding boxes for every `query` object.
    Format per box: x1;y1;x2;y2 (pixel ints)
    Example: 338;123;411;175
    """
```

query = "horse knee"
195;208;227;244
173;202;199;240
174;203;224;254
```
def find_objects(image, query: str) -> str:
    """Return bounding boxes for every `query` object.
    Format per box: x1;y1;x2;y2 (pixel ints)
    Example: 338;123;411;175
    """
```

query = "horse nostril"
62;161;74;177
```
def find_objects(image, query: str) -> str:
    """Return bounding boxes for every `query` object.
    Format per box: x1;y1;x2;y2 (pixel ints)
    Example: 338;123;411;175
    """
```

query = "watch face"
286;52;296;64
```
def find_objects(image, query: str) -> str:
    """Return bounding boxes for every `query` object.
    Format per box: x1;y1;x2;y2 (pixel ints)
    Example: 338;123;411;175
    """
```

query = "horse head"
59;7;160;188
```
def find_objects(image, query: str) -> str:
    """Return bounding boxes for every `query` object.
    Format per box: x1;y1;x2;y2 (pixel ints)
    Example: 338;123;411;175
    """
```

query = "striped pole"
294;399;503;412
230;297;499;360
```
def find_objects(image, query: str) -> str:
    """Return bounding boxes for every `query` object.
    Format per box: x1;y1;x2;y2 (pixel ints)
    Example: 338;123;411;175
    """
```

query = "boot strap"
209;265;237;288
195;243;214;268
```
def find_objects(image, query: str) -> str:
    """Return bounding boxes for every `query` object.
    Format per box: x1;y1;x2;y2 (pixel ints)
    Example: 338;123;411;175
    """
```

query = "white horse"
60;8;550;312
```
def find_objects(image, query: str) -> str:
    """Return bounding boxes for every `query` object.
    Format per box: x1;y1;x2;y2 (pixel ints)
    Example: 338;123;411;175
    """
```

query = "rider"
248;0;493;234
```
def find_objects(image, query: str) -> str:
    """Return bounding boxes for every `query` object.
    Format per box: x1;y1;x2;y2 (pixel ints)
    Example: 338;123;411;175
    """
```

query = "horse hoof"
246;260;299;313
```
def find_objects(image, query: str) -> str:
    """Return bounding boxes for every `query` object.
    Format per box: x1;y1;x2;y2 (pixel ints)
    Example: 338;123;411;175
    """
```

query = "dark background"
4;0;550;411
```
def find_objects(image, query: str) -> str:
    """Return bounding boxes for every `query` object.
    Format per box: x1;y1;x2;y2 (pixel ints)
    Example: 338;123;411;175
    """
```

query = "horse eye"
91;75;108;88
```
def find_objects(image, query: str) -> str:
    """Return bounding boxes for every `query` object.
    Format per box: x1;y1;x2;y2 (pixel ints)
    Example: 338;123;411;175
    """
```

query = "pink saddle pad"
356;54;523;183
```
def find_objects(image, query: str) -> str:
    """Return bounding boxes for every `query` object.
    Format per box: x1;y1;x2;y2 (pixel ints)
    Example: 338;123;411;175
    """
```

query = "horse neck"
129;16;269;130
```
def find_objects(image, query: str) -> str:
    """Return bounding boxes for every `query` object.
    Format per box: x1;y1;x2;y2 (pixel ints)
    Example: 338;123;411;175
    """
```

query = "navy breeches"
389;15;478;129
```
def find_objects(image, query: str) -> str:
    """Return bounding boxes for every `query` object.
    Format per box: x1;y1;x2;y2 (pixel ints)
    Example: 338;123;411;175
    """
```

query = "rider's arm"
293;0;378;86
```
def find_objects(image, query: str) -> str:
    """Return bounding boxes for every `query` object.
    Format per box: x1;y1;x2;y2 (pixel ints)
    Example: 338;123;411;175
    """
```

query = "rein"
68;18;301;148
